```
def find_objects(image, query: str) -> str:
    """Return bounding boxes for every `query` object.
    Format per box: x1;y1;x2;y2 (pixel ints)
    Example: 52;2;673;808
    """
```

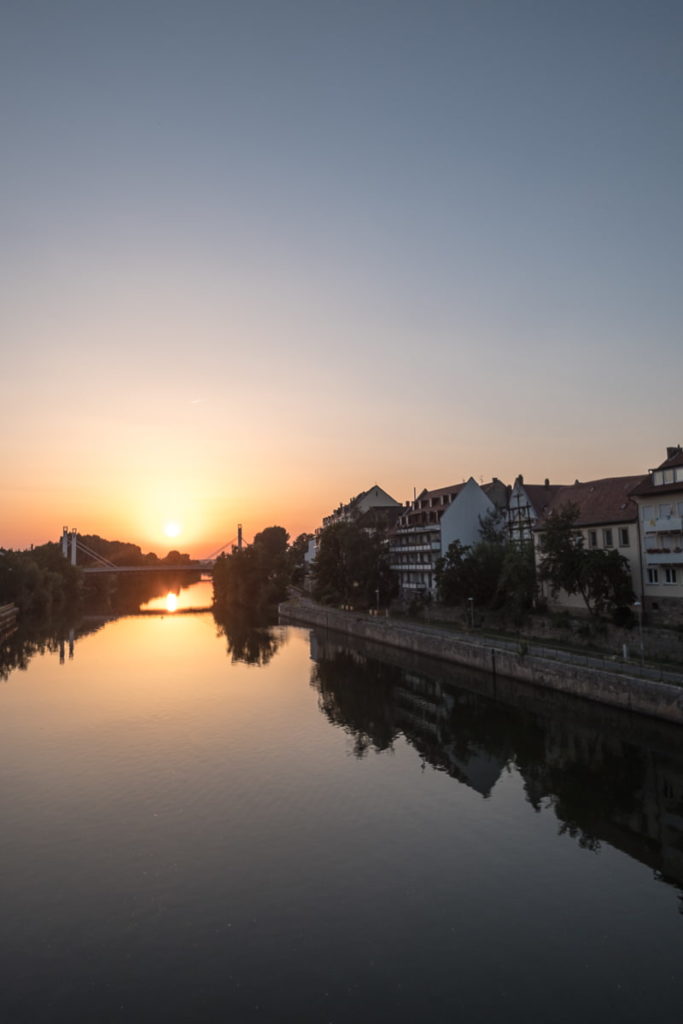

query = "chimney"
666;446;681;458
544;478;549;488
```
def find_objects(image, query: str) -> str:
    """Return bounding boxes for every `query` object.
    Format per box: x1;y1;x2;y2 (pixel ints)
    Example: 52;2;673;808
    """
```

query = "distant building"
321;484;402;530
534;475;645;613
389;477;508;597
308;484;403;564
629;446;683;624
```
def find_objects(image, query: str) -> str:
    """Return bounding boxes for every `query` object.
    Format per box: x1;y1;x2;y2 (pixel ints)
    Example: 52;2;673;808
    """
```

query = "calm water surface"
1;581;682;1023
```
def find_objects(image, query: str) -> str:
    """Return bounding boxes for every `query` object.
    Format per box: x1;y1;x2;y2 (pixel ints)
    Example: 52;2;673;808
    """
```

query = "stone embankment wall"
279;598;683;726
419;603;683;663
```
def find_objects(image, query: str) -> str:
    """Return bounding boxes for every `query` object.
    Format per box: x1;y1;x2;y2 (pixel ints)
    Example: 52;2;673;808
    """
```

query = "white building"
389;477;508;596
630;446;683;624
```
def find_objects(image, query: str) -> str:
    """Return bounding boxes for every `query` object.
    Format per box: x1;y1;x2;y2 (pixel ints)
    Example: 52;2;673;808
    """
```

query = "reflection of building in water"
394;674;506;797
521;720;683;890
309;630;683;898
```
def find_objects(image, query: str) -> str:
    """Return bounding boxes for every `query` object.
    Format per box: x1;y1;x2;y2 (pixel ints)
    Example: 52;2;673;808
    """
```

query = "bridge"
59;527;243;573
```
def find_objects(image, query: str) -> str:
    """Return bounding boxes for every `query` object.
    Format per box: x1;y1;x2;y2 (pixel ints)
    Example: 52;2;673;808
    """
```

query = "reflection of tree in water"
520;727;647;853
0;614;103;681
311;648;401;757
85;571;202;615
213;608;284;667
309;638;683;902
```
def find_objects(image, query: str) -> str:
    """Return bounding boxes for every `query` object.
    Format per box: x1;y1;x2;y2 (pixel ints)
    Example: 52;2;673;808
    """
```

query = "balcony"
389;541;441;555
646;516;683;533
394;525;439;535
390;562;436;572
646;551;683;565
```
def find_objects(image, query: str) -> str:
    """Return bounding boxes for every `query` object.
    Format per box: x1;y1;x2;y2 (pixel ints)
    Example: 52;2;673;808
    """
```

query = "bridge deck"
82;564;212;574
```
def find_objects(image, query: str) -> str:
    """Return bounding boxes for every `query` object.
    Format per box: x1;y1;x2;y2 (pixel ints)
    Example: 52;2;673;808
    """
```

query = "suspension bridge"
59;527;243;574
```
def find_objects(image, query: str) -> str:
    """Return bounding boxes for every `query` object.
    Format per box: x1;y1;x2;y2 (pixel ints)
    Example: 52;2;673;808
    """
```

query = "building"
307;484;403;565
389;477;508;597
507;476;564;545
534;475;645;613
321;485;402;530
629;446;683;624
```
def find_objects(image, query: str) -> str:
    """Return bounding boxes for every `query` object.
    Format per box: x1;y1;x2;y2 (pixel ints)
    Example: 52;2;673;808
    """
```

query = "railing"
644;516;683;533
646;551;683;565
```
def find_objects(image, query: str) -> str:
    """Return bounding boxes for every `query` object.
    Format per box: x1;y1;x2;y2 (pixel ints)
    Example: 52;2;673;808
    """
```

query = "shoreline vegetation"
0;535;199;616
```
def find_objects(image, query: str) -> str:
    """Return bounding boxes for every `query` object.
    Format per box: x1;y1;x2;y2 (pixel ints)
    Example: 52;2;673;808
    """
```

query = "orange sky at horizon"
2;4;681;557
3;432;673;558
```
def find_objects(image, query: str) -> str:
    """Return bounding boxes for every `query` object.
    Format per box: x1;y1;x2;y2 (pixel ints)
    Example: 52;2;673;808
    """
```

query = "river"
1;580;682;1022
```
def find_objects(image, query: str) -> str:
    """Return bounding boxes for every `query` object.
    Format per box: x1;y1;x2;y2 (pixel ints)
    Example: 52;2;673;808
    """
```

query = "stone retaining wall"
280;599;683;726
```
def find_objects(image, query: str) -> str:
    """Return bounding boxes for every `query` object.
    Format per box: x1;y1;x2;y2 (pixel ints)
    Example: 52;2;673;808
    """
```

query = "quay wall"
279;599;683;727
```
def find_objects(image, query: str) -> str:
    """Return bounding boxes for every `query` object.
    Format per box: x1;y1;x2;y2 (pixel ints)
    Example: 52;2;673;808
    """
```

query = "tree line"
212;527;311;610
308;505;634;624
0;534;196;615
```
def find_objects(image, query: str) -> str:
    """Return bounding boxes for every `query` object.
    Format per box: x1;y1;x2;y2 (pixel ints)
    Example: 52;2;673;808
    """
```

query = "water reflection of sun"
165;592;178;613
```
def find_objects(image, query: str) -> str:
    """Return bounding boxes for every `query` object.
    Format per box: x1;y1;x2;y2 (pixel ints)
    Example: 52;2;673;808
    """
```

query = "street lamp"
633;600;644;665
467;596;474;629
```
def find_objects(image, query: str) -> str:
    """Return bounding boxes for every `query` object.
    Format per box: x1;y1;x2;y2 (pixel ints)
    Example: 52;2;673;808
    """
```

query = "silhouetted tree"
538;505;634;617
312;521;396;608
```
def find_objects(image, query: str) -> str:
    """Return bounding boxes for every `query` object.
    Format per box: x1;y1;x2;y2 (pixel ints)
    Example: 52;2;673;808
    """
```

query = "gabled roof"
630;446;683;497
517;483;565;517
536;476;644;528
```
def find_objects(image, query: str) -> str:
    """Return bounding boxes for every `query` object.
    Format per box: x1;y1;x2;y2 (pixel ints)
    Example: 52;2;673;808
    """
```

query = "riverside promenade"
279;595;683;726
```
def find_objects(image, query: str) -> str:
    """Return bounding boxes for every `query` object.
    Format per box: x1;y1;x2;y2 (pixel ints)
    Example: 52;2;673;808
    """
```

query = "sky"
2;0;681;555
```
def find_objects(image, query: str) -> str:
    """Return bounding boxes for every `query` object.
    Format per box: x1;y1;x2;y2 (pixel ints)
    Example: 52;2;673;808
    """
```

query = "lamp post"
633;600;644;665
467;596;474;629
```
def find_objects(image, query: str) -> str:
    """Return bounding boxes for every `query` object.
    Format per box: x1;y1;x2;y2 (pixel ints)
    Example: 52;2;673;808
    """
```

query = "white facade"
631;449;683;622
440;478;497;554
390;477;506;596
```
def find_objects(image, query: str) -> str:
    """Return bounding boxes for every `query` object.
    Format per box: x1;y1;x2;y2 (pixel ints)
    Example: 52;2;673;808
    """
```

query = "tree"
212;525;291;610
313;521;396;608
538;505;634;617
435;539;506;608
435;540;471;605
497;542;537;620
287;532;313;585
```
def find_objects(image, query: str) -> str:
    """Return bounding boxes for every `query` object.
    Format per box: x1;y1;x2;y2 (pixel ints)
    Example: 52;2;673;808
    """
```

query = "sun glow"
164;521;182;539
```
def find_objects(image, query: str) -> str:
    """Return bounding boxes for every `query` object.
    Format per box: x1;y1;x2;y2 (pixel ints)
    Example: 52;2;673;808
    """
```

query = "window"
653;471;664;485
641;505;655;523
602;528;613;548
658;503;674;518
588;530;597;548
647;568;659;584
664;470;674;484
676;468;683;483
664;568;678;585
618;527;630;547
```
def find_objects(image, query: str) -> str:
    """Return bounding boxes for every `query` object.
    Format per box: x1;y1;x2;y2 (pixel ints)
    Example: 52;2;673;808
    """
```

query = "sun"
164;521;182;539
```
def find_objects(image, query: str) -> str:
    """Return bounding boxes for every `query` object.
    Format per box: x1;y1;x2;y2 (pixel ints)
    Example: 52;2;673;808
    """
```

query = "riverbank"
279;596;683;726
